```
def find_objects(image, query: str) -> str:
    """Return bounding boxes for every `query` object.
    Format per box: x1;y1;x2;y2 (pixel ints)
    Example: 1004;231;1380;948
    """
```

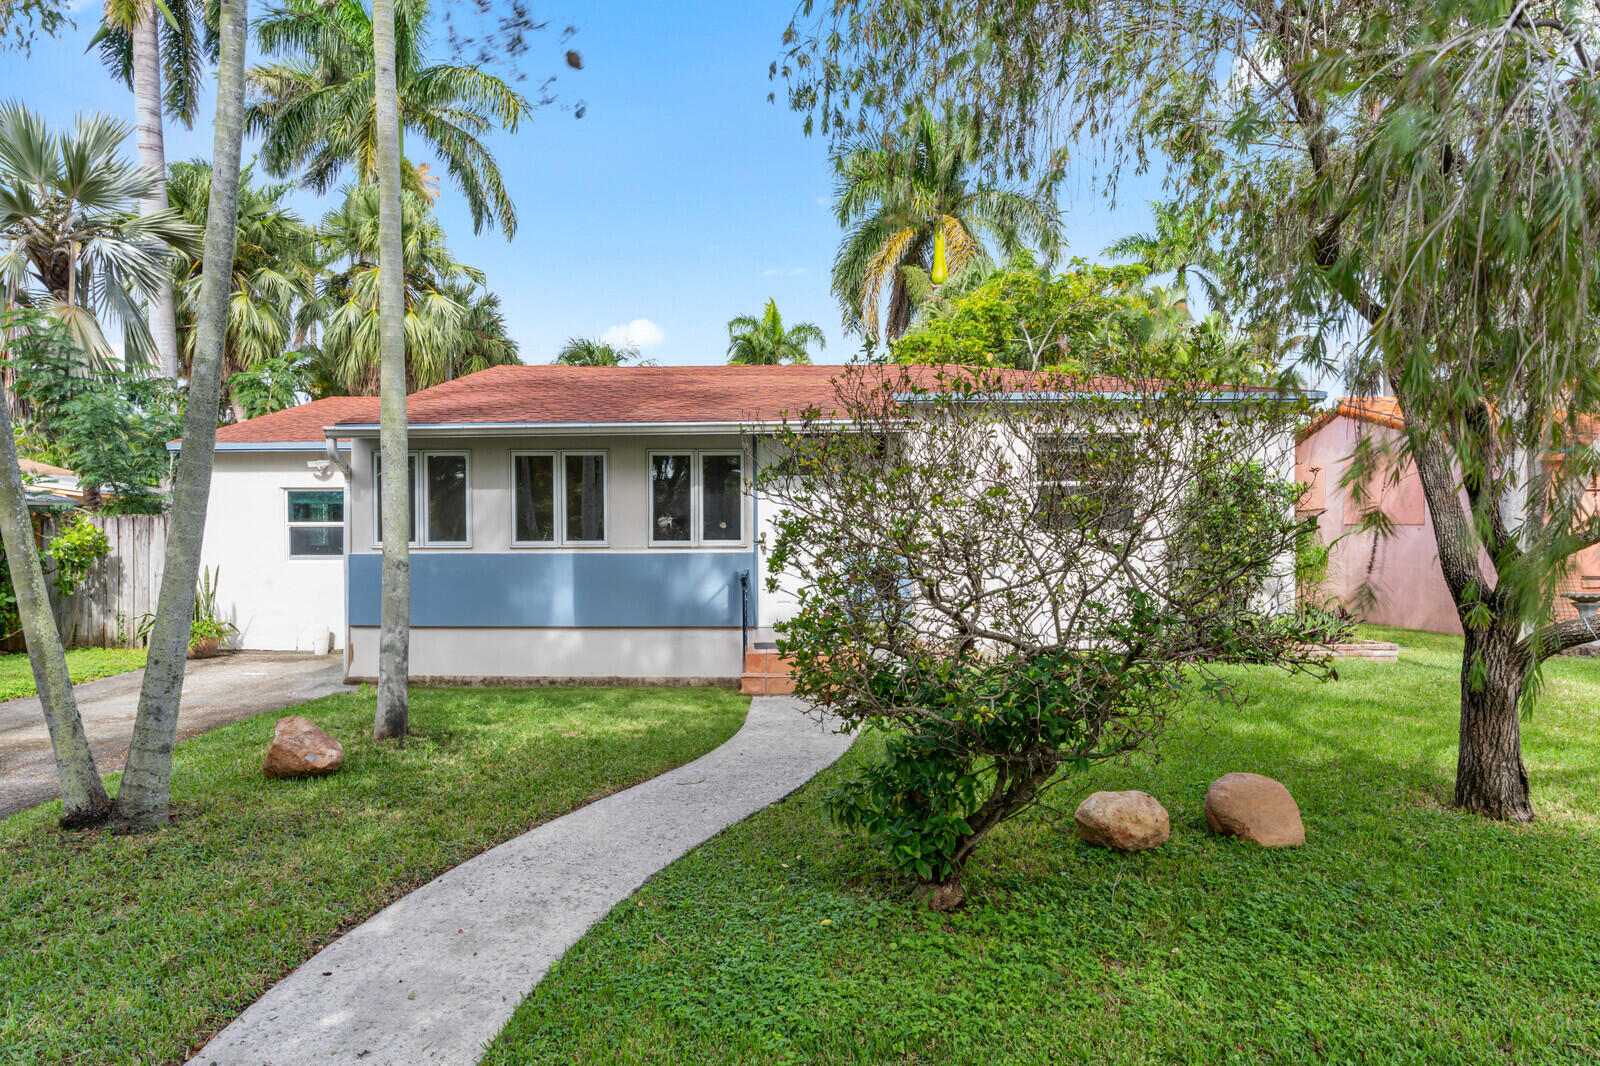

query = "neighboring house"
1296;397;1600;634
177;396;375;651
191;365;1309;682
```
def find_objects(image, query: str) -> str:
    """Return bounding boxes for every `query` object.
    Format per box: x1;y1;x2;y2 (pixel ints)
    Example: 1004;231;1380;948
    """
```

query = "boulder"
1204;772;1304;846
262;716;344;779
1074;790;1171;851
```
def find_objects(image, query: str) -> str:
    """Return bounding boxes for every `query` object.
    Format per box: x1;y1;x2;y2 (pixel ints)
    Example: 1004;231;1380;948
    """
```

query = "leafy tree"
0;308;108;823
0;102;198;367
554;336;655;366
314;184;509;393
761;365;1319;906
228;352;310;419
2;0;71;51
1104;201;1233;315
893;256;1277;384
778;0;1600;820
7;340;180;511
726;299;825;366
248;0;532;238
831;110;1060;341
113;0;248;831
167;160;322;419
95;0;218;378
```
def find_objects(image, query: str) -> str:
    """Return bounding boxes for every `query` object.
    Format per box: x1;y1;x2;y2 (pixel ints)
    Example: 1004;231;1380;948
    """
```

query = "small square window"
287;489;344;557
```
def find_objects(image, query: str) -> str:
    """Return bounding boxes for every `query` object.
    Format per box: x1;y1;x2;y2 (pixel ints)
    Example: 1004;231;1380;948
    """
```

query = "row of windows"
285;450;749;555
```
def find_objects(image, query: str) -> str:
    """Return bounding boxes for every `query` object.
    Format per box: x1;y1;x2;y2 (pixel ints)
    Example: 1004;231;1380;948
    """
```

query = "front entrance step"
740;647;794;696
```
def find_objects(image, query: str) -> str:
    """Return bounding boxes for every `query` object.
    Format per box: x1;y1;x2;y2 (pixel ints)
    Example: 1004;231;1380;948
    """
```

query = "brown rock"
1204;772;1305;846
1074;790;1170;851
262;716;344;779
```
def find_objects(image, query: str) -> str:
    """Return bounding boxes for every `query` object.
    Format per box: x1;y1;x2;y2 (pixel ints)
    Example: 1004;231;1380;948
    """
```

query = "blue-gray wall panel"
347;551;755;627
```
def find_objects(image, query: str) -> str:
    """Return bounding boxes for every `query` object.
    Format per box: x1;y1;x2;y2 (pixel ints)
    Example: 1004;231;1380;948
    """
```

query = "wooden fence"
40;512;169;649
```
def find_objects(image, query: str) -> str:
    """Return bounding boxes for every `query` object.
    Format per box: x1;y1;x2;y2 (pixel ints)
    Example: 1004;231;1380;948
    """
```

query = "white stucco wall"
200;450;347;651
345;626;741;681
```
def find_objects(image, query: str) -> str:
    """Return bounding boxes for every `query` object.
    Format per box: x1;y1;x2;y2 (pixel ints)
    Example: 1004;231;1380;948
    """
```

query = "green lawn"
0;646;146;701
483;627;1600;1066
0;685;748;1066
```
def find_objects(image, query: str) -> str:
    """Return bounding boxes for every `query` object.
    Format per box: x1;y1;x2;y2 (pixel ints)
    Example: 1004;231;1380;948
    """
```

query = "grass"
0;685;748;1066
483;627;1600;1066
0;646;146;701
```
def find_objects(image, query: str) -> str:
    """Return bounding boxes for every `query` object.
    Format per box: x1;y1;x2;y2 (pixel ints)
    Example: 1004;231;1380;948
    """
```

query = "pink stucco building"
1296;399;1600;634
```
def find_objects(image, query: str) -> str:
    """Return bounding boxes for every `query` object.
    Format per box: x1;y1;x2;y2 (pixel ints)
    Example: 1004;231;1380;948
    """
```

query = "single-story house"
1295;397;1600;634
189;364;1312;684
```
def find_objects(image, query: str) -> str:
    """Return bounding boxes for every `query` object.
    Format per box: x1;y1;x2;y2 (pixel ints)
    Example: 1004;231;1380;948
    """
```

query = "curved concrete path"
190;695;853;1066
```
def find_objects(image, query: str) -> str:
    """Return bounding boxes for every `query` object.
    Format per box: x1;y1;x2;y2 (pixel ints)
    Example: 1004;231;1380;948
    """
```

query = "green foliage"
0;647;145;701
553;337;654;367
3;309;178;512
830;109;1060;340
43;514;109;598
0;686;747;1064
726;299;826;365
893;255;1279;383
228;353;311;418
762;365;1322;891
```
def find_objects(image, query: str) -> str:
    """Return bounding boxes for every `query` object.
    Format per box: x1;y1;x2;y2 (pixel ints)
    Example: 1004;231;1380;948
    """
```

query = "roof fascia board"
324;419;855;439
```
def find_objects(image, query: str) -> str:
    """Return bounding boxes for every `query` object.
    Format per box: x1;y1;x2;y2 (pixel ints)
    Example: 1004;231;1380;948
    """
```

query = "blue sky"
1;0;1162;367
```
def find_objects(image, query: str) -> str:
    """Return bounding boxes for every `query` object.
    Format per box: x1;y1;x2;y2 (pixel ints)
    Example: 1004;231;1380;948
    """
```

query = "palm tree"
832;111;1060;341
726;300;825;366
1104;201;1233;315
95;0;217;379
442;279;519;379
314;183;496;394
167;160;321;418
248;0;531;238
554;336;655;366
0;103;198;368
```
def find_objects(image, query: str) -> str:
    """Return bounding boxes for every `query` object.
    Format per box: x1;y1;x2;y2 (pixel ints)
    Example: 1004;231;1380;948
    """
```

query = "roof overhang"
323;420;852;439
896;389;1327;404
166;440;353;453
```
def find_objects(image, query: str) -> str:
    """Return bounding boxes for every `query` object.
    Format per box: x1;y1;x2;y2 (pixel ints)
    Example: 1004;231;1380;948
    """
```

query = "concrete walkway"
189;695;854;1066
0;652;351;818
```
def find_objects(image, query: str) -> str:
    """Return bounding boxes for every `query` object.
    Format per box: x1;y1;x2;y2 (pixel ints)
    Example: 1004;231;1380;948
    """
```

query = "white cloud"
815;196;828;206
788;267;805;277
761;267;807;278
762;268;782;278
601;318;665;349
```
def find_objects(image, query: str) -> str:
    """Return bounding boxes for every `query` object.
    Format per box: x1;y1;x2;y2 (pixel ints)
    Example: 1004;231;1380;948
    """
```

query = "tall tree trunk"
0;377;108;824
110;0;247;831
131;6;179;380
1455;624;1535;822
372;0;410;740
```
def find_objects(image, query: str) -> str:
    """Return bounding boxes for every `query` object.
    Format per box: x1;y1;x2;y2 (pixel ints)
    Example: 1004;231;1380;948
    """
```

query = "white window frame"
647;449;748;548
372;450;473;548
509;448;610;548
285;487;346;560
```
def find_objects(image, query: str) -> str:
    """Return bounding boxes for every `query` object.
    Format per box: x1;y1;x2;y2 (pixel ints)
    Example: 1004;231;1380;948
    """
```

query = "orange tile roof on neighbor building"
1298;397;1405;441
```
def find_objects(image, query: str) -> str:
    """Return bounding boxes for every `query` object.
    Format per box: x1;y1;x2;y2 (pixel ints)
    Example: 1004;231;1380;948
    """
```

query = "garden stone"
1204;772;1304;846
262;716;344;778
1074;790;1170;851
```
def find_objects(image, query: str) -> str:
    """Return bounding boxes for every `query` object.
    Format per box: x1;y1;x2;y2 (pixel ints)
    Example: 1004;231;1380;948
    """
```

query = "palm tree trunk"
111;0;247;831
0;377;108;824
131;5;179;380
372;0;410;740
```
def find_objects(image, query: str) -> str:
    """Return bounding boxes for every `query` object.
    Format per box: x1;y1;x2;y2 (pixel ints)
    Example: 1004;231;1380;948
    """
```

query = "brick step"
739;673;796;696
743;649;794;675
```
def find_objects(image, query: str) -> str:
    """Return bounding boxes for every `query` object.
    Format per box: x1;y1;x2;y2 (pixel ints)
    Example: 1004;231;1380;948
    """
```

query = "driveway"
0;651;352;819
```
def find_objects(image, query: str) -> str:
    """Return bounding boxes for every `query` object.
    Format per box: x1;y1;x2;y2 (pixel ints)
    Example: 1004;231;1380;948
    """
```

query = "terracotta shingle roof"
208;365;1303;444
214;396;378;444
1298;397;1405;441
327;364;1290;430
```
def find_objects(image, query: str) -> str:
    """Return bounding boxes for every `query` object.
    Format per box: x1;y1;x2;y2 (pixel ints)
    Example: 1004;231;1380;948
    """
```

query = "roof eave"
323;419;854;439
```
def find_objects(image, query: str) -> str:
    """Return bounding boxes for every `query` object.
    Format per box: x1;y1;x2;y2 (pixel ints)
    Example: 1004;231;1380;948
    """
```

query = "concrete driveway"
0;651;352;819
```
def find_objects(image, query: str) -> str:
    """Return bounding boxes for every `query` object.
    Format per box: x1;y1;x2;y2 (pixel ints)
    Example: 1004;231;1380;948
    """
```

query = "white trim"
326;420;850;439
508;450;559;547
647;449;748;549
421;451;473;548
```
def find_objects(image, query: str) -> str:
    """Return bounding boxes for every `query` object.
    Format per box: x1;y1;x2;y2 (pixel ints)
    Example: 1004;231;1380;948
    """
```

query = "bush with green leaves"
0;513;111;639
761;364;1325;906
